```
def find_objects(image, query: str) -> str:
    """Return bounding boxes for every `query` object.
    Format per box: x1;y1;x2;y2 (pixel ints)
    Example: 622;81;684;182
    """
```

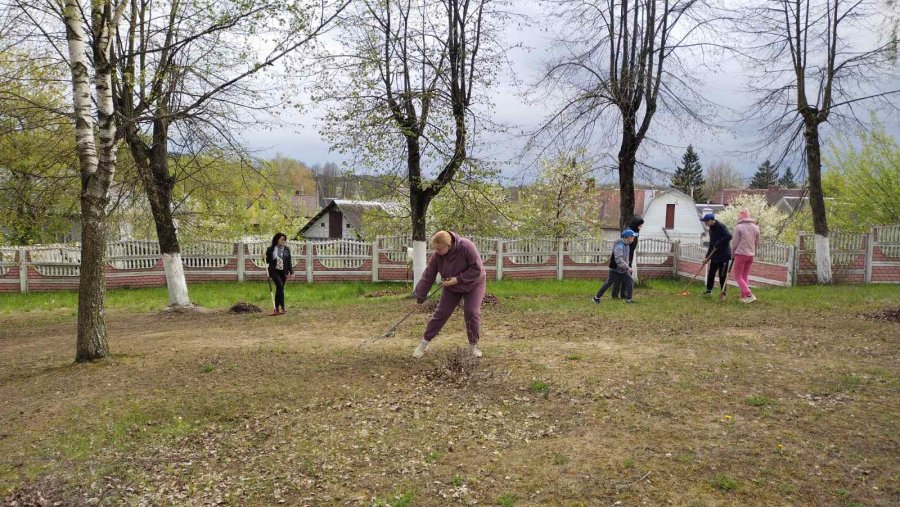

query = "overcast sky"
239;0;900;186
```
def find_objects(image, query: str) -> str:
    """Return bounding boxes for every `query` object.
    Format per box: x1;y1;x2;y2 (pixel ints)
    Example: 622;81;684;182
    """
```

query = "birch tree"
316;0;506;285
741;0;899;282
62;0;129;361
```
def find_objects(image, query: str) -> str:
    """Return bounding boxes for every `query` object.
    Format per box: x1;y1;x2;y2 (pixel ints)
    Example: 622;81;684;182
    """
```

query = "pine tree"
750;160;779;189
778;165;797;188
671;145;706;201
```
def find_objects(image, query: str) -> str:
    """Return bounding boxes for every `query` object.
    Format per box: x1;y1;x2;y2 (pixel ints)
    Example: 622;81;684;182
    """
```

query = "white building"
297;199;402;240
637;188;706;244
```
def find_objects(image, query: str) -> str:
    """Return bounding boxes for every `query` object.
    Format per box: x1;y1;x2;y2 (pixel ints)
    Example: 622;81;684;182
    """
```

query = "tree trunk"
124;120;191;307
64;0;121;362
76;192;110;362
410;189;430;286
408;136;431;286
803;119;833;283
617;133;638;229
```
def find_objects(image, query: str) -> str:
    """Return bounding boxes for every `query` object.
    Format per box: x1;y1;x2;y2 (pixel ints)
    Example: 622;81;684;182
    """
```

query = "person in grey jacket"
612;215;644;298
592;228;638;304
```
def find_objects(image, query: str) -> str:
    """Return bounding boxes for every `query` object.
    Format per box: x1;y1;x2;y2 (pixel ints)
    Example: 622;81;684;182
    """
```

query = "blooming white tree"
717;194;789;241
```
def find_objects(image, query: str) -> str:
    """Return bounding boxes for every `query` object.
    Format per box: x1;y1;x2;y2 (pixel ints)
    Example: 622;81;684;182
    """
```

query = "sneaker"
745;295;757;304
739;297;748;303
412;341;429;358
702;290;712;296
591;296;601;304
625;299;638;304
470;345;483;358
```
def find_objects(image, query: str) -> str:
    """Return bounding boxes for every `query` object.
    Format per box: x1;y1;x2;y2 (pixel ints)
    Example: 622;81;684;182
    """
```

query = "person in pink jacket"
730;208;761;303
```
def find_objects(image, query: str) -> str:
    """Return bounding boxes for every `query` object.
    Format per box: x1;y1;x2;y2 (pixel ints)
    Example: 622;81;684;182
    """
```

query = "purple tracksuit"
413;232;486;344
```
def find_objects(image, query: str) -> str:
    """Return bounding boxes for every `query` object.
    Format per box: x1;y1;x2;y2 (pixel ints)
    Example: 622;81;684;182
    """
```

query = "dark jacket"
626;216;644;263
706;221;733;263
265;245;294;275
414;231;486;302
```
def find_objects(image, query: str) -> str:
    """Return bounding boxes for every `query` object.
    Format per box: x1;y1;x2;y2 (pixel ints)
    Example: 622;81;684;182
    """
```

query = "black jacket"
265;245;294;275
626;216;644;263
706;221;732;263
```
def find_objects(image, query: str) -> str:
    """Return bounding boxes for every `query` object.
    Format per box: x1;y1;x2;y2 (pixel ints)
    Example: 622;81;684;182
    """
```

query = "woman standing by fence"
265;233;293;315
731;209;761;303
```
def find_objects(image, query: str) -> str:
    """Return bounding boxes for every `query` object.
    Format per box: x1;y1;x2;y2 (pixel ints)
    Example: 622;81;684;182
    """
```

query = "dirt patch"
860;307;900;323
157;304;215;318
4;480;73;506
422;346;489;386
364;289;410;298
227;301;263;314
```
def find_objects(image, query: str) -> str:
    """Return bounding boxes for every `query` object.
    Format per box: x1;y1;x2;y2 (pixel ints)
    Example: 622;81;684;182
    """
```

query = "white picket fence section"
28;245;82;276
636;237;673;265
470;237;500;262
503;238;556;264
755;241;793;265
567;238;614;264
378;235;412;263
314;240;371;269
4;225;899;293
876;225;900;258
108;240;160;269
0;248;17;277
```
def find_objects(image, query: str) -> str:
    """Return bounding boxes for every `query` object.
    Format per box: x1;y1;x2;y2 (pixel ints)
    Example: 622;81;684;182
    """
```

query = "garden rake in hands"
358;285;442;348
719;258;735;301
678;248;716;296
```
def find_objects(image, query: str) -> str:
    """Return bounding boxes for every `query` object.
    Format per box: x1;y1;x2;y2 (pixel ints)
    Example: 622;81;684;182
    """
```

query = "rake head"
679;290;691;296
719;291;727;301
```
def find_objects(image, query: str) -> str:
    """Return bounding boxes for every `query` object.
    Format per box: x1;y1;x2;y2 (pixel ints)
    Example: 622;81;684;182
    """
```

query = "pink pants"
732;254;755;298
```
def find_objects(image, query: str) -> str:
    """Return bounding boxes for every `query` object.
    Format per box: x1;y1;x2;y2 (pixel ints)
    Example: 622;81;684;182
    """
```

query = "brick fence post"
496;239;504;281
864;227;875;284
306;242;314;283
556;239;564;280
236;241;245;282
672;240;679;278
787;244;796;286
371;239;379;282
19;246;27;293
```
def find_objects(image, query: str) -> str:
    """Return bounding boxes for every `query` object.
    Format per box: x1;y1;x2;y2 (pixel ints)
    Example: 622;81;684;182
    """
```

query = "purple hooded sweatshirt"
414;232;486;301
413;232;487;345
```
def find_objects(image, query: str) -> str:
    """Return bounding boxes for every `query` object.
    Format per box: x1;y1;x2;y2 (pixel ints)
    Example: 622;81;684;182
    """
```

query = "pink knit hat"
738;208;752;220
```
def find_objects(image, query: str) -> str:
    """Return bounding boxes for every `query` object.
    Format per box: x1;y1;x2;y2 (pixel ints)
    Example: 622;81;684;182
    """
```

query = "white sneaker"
470;345;483;358
413;341;429;358
739;297;748;303
745;295;757;303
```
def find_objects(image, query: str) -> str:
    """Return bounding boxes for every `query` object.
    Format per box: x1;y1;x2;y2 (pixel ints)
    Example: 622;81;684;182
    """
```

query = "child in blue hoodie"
592;229;638;304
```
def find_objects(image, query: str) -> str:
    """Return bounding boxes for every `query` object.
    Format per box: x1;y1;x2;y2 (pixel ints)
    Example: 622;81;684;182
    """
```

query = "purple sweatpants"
423;282;486;345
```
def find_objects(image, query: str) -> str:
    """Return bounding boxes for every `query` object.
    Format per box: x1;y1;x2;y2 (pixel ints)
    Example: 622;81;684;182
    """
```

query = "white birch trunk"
64;0;97;177
163;253;191;306
412;240;427;287
64;0;128;362
814;234;833;283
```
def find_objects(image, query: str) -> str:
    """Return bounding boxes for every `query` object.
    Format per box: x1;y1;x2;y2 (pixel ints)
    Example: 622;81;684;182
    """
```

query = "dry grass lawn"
0;280;898;506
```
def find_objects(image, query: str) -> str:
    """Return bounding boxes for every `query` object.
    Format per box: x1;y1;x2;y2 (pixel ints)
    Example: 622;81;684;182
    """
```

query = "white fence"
4;226;898;293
